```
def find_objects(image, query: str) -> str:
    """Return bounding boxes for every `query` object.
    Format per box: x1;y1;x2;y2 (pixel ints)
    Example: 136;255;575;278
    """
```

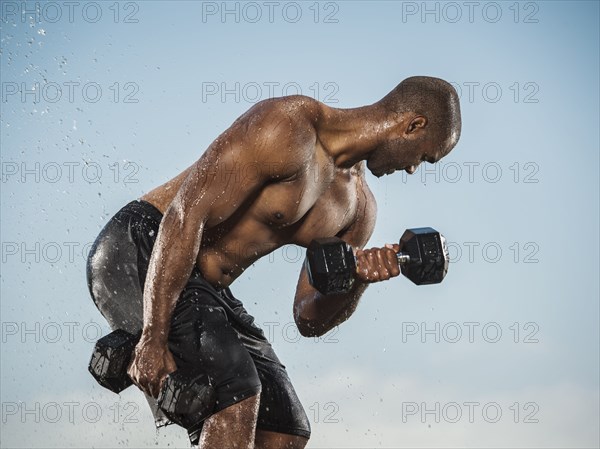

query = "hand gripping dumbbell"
88;329;216;429
305;227;449;294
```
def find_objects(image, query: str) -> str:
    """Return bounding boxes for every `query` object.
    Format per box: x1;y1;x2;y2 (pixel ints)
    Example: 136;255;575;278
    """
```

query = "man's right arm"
128;112;302;397
140;148;238;345
128;140;264;396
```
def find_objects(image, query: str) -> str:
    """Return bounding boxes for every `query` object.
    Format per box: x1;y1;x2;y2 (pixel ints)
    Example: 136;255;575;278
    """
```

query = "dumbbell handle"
396;253;411;265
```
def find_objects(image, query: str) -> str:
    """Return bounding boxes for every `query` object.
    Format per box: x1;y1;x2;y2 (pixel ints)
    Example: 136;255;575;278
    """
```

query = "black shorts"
86;200;310;444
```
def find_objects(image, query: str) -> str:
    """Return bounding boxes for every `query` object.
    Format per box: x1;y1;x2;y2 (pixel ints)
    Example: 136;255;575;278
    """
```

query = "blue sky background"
1;1;598;447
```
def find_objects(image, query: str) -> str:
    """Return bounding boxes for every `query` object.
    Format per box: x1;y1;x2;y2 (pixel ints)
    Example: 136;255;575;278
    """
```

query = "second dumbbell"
88;329;216;429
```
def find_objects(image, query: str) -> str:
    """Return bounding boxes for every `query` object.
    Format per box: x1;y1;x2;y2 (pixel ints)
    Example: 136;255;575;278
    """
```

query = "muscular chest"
250;168;359;246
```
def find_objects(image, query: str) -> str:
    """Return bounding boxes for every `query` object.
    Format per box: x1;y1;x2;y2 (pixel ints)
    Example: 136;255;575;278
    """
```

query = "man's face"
367;136;441;178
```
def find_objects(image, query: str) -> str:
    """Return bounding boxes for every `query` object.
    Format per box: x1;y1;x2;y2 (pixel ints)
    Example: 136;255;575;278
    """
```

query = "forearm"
142;208;205;344
295;281;369;337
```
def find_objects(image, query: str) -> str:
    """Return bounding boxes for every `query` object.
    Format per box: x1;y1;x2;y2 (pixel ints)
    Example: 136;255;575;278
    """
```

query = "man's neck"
317;101;401;168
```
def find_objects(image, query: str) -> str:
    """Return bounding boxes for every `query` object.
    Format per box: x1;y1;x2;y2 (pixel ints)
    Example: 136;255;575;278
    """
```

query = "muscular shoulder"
245;96;320;140
222;96;322;178
252;95;322;121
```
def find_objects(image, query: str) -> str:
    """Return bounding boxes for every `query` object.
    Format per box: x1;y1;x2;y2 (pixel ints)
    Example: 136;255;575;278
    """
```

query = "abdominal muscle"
195;220;286;288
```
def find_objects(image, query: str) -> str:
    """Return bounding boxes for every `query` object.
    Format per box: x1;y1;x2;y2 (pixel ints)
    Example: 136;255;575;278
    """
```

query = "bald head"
381;76;461;158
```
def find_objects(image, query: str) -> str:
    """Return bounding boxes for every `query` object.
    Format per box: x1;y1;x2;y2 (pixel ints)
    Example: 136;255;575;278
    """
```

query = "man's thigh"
174;281;311;444
168;289;263;412
236;324;311;440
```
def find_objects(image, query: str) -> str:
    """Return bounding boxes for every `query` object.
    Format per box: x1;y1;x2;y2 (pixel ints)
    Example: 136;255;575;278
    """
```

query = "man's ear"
406;116;427;134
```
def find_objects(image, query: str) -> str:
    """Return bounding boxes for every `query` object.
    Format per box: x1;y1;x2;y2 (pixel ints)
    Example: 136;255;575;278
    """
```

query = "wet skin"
126;94;455;447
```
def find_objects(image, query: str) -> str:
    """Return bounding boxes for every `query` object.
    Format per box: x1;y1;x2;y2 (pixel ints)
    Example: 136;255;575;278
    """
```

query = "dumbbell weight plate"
88;329;140;393
305;237;357;294
399;227;449;285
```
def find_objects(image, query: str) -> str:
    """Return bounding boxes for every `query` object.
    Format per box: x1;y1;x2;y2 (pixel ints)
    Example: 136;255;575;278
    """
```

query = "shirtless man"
86;76;461;448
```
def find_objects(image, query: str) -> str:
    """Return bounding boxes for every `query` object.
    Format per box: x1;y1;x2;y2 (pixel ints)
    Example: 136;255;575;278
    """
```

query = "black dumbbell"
305;227;449;295
89;329;216;429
